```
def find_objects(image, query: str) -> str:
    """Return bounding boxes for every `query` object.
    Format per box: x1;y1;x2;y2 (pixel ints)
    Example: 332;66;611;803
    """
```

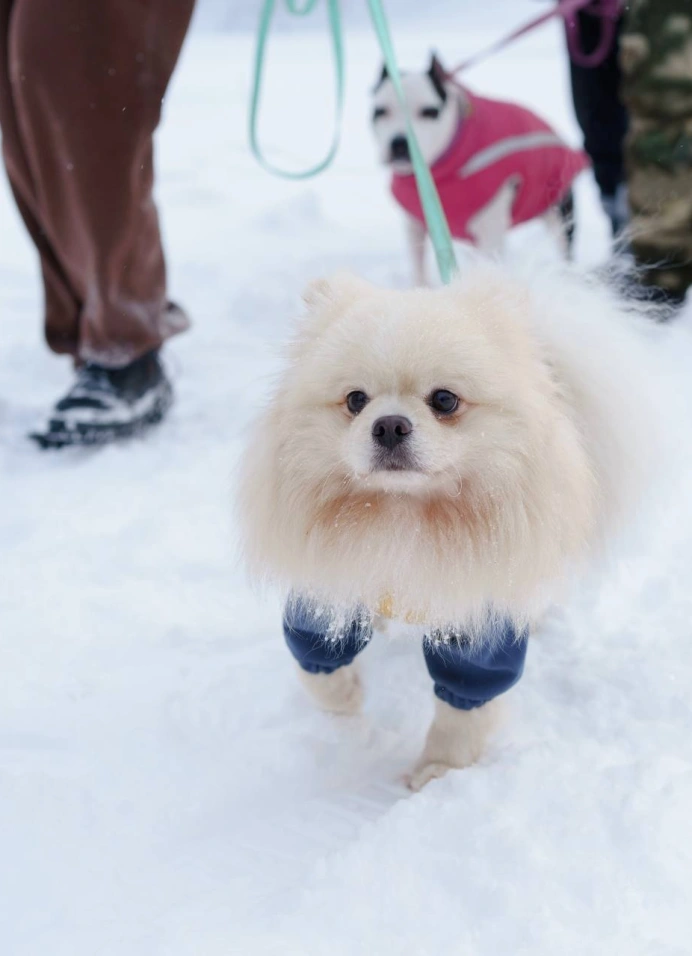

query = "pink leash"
445;0;623;76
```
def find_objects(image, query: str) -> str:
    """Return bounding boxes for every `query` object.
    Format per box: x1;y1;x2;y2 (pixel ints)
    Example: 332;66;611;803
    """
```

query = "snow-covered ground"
2;5;692;954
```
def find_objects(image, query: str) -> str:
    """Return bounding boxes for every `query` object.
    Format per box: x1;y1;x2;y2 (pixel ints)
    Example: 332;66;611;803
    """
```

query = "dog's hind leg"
406;214;428;287
467;175;518;256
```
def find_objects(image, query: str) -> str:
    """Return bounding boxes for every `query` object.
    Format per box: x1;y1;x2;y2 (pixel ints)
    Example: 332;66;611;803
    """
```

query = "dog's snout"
390;135;409;160
372;415;412;450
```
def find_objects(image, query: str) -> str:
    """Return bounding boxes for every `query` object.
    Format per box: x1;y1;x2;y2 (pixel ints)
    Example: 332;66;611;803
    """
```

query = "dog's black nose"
372;415;412;450
390;135;410;160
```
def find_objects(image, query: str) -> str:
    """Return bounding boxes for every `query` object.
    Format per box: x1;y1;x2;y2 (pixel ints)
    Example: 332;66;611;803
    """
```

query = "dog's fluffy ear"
428;52;448;102
302;273;372;313
297;273;374;345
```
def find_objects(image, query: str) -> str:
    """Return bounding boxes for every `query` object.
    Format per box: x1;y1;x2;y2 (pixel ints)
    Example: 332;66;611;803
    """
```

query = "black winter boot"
31;350;173;449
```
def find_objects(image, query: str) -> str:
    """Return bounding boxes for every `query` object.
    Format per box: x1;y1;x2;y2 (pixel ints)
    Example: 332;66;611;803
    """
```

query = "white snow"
2;5;692;954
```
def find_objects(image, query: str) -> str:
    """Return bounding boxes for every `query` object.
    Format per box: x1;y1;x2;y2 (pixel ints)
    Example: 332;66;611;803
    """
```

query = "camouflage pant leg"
620;0;692;298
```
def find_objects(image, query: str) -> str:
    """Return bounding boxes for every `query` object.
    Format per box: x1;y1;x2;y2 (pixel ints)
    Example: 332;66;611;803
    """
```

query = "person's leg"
1;0;196;446
284;600;372;715
567;11;628;236
6;0;195;363
620;0;692;305
408;619;528;790
0;0;82;343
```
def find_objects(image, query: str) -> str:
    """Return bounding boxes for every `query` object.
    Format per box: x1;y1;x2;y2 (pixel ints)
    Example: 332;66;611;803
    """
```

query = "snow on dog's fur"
238;264;657;639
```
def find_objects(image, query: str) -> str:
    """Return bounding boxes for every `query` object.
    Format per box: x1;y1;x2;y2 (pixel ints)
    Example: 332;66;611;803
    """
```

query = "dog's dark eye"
346;390;369;415
429;389;459;415
373;106;389;121
419;106;441;120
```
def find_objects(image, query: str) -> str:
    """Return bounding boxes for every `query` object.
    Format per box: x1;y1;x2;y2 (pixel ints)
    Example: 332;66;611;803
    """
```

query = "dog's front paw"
406;697;504;791
297;663;363;716
406;761;453;792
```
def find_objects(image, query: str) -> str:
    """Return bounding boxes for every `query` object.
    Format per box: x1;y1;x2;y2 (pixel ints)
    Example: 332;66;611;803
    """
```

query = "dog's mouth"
387;163;414;178
386;154;413;173
374;460;420;473
371;448;422;475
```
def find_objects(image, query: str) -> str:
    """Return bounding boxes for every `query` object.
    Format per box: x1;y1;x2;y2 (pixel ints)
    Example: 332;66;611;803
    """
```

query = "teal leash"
249;0;458;282
364;0;457;283
249;0;345;179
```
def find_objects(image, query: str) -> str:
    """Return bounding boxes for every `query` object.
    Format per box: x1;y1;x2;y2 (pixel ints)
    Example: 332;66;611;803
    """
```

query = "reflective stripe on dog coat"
391;88;589;243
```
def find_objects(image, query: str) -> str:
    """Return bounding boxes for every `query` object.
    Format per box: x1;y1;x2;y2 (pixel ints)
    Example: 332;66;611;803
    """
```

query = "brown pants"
0;0;195;365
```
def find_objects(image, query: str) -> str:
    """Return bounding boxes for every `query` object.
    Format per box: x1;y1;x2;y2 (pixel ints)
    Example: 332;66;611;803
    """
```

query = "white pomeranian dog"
238;264;657;789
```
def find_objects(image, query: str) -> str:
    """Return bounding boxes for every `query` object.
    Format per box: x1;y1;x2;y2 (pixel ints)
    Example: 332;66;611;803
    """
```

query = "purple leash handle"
447;0;623;78
565;0;622;68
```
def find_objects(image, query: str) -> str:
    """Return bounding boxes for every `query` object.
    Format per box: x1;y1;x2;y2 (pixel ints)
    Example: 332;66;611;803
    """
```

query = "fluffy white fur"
238;264;658;786
239;264;654;636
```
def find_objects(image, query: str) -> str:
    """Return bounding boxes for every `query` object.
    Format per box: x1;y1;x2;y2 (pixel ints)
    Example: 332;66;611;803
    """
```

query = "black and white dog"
371;56;587;284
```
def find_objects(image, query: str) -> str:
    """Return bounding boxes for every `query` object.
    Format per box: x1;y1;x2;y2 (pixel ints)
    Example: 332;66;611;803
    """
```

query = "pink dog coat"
391;88;589;243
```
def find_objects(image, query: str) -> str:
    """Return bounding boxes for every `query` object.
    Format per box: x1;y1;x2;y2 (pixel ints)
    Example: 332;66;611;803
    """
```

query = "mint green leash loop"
249;0;458;283
249;0;344;179
365;0;458;283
